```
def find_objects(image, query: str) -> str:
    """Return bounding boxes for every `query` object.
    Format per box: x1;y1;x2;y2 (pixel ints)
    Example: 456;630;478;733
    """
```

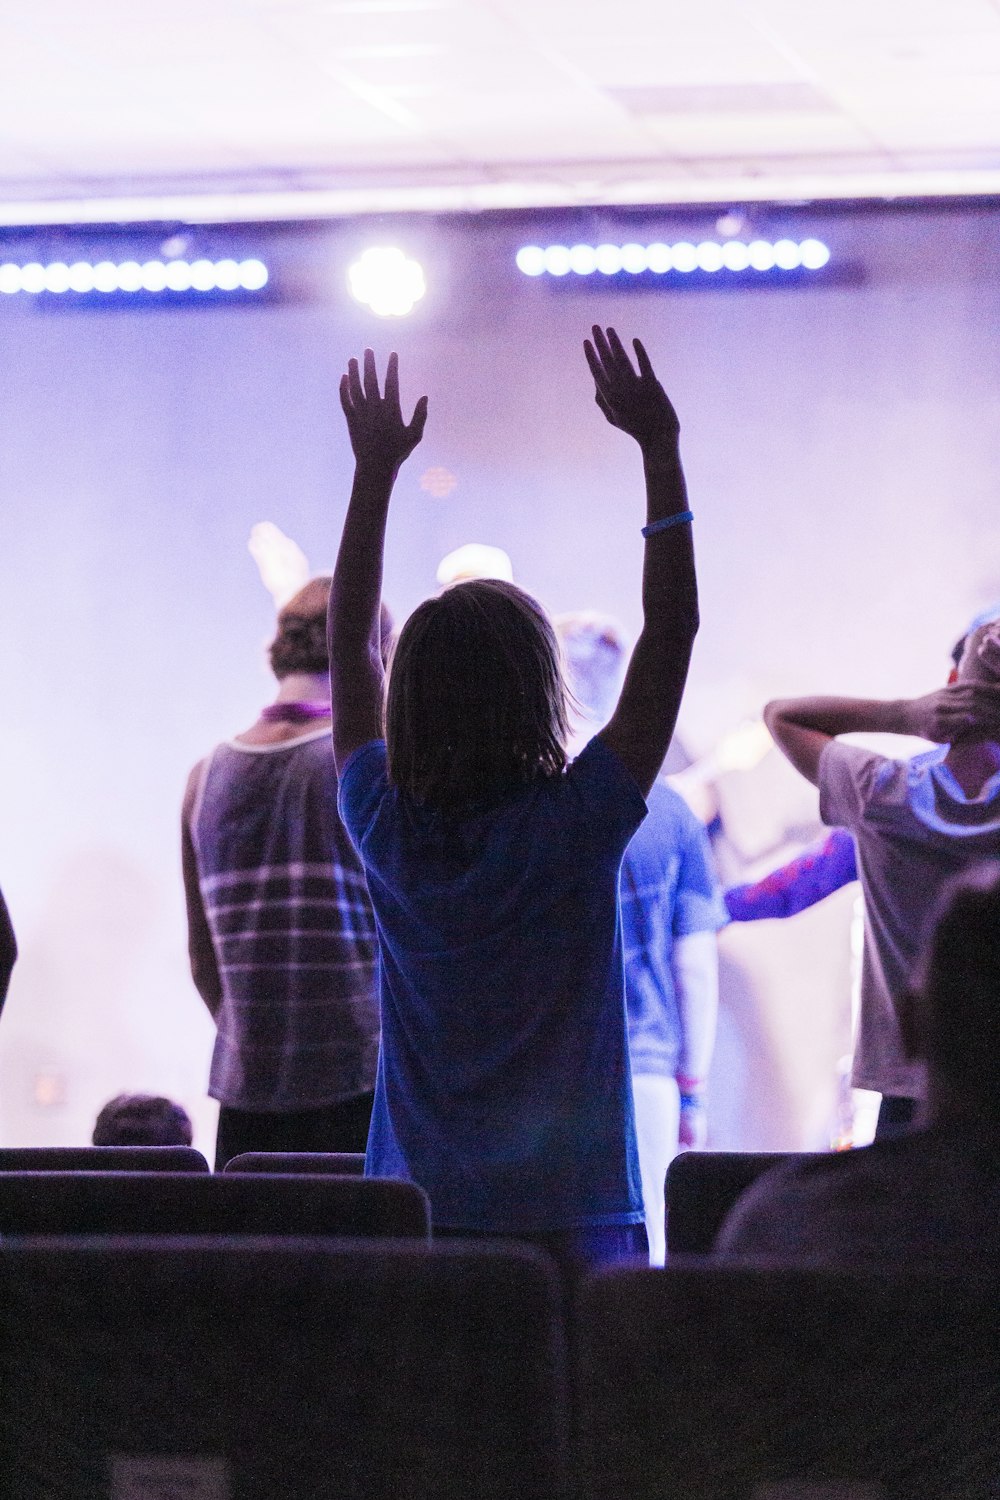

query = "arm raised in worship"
328;349;428;774
764;684;1000;788
587;327;699;799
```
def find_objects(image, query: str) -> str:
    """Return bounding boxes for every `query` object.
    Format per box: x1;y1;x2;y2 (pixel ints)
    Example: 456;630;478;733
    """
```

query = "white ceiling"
3;0;1000;222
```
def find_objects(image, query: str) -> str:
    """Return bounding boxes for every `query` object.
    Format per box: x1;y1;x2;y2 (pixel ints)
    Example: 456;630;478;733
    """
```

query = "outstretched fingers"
363;347;380;401
407;393;429;443
346;356;364;408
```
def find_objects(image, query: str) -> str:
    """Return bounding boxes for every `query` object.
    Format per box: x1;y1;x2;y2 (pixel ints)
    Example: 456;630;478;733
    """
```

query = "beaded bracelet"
642;509;693;538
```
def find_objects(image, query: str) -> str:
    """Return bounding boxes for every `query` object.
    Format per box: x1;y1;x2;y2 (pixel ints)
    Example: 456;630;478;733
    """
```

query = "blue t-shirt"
619;781;728;1076
338;735;647;1232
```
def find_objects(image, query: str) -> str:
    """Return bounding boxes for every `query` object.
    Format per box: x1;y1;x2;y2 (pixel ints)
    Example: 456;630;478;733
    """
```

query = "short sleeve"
818;741;889;833
337;739;390;855
566;735;647;856
672;810;729;936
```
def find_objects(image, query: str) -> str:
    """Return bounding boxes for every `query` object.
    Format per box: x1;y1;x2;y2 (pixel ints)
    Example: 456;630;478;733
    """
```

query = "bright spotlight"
163;260;192;291
748;240;776;271
671;243;697;272
568;244;597;275
799;238;831;269
542;245;571;276
696;241;724;272
620;243;648;274
189;259;216;291
68;261;95;292
238;258;268;290
0;264;20;294
646;243;672;273
773;239;801;270
594;244;623;274
213;259;241;291
116;261;143;291
92;262;118;292
43;262;71;293
516;246;546;276
20;263;46;293
348;246;426;317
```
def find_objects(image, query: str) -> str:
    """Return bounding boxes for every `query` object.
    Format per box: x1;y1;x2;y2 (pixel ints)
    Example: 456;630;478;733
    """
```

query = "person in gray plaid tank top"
182;577;384;1169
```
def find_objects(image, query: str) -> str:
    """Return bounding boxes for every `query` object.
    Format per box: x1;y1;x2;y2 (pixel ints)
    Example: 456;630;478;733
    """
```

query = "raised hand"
339;349;428;473
903;682;1000;744
584;326;680;450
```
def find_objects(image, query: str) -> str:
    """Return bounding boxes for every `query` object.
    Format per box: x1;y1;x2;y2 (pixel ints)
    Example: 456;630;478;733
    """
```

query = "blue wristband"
642;509;693;538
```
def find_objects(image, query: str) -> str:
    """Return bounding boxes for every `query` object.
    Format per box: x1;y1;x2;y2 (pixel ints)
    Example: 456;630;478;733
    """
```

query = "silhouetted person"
93;1093;194;1147
716;865;1000;1267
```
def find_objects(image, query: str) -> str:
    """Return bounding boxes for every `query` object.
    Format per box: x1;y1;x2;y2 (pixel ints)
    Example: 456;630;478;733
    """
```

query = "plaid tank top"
192;730;379;1110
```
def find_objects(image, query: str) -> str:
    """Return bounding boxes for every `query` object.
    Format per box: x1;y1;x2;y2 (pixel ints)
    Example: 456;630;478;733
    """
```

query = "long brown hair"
385;579;569;812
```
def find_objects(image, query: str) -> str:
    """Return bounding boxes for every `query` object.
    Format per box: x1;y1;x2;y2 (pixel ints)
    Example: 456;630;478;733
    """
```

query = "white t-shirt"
819;743;1000;1096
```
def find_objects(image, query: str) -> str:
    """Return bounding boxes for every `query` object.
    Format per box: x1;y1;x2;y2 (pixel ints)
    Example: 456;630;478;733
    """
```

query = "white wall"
1;204;998;1153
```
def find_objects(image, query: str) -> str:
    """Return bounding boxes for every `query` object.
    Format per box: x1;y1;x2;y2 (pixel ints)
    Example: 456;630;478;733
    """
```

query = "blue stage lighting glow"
0;256;271;298
514;237;831;281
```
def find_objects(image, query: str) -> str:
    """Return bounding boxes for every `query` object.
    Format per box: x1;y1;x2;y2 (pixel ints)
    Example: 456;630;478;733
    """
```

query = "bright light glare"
799;238;830;269
671;242;697;272
646;243;672;273
92;262;118;291
543;245;571;276
721;241;751;271
68;261;95;292
696;241;724;272
620;243;647;273
238;258;268;290
43;262;70;292
773;238;801;269
213;259;241;291
594;244;623;274
568;243;597;275
348;246;426;317
748;240;776;271
164;260;192;291
20;263;45;293
117;261;143;291
0;263;19;293
189;259;216;291
515;245;545;276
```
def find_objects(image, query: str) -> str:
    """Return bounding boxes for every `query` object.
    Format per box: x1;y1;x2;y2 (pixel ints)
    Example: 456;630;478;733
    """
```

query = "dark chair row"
3;1238;997;1500
0;1145;367;1176
0;1171;428;1238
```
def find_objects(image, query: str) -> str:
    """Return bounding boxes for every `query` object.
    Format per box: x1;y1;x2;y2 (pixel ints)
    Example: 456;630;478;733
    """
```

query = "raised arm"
328;350;427;774
588;327;698;798
764;685;1000;787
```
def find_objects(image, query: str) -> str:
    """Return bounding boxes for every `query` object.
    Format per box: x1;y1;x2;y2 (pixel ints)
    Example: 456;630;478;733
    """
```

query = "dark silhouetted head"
386;578;569;812
92;1093;194;1147
270;577;394;678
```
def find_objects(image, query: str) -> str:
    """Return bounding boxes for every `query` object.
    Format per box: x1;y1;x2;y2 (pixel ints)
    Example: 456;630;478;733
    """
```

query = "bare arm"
0;885;16;1013
671;930;719;1149
764;685;1000;787
587;328;699;798
328;349;427;774
181;766;223;1018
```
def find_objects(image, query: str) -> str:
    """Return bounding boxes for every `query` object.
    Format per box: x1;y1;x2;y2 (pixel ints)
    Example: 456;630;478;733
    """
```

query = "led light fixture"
0;258;269;296
515;238;830;279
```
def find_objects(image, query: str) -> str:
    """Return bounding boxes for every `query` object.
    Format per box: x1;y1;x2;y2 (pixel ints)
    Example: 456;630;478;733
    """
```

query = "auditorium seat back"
0;1145;209;1173
224;1150;366;1175
577;1261;1000;1500
0;1171;429;1239
0;1237;568;1500
666;1150;826;1254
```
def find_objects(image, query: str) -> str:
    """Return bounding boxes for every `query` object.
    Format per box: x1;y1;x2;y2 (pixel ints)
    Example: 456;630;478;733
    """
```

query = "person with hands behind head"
765;617;1000;1139
330;331;698;1280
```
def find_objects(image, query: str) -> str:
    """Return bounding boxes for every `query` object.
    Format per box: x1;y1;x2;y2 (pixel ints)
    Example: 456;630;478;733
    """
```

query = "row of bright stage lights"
516;238;831;277
0;258;269;295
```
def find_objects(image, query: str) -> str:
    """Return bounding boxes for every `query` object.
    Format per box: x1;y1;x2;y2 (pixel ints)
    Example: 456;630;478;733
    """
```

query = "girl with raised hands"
328;330;698;1275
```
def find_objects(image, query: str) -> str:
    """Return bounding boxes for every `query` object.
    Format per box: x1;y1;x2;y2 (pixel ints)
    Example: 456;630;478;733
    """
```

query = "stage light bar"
0;258;269;296
515;238;830;279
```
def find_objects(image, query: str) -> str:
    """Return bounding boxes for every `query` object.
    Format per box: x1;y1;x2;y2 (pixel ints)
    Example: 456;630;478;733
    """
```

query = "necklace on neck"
260;701;331;724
